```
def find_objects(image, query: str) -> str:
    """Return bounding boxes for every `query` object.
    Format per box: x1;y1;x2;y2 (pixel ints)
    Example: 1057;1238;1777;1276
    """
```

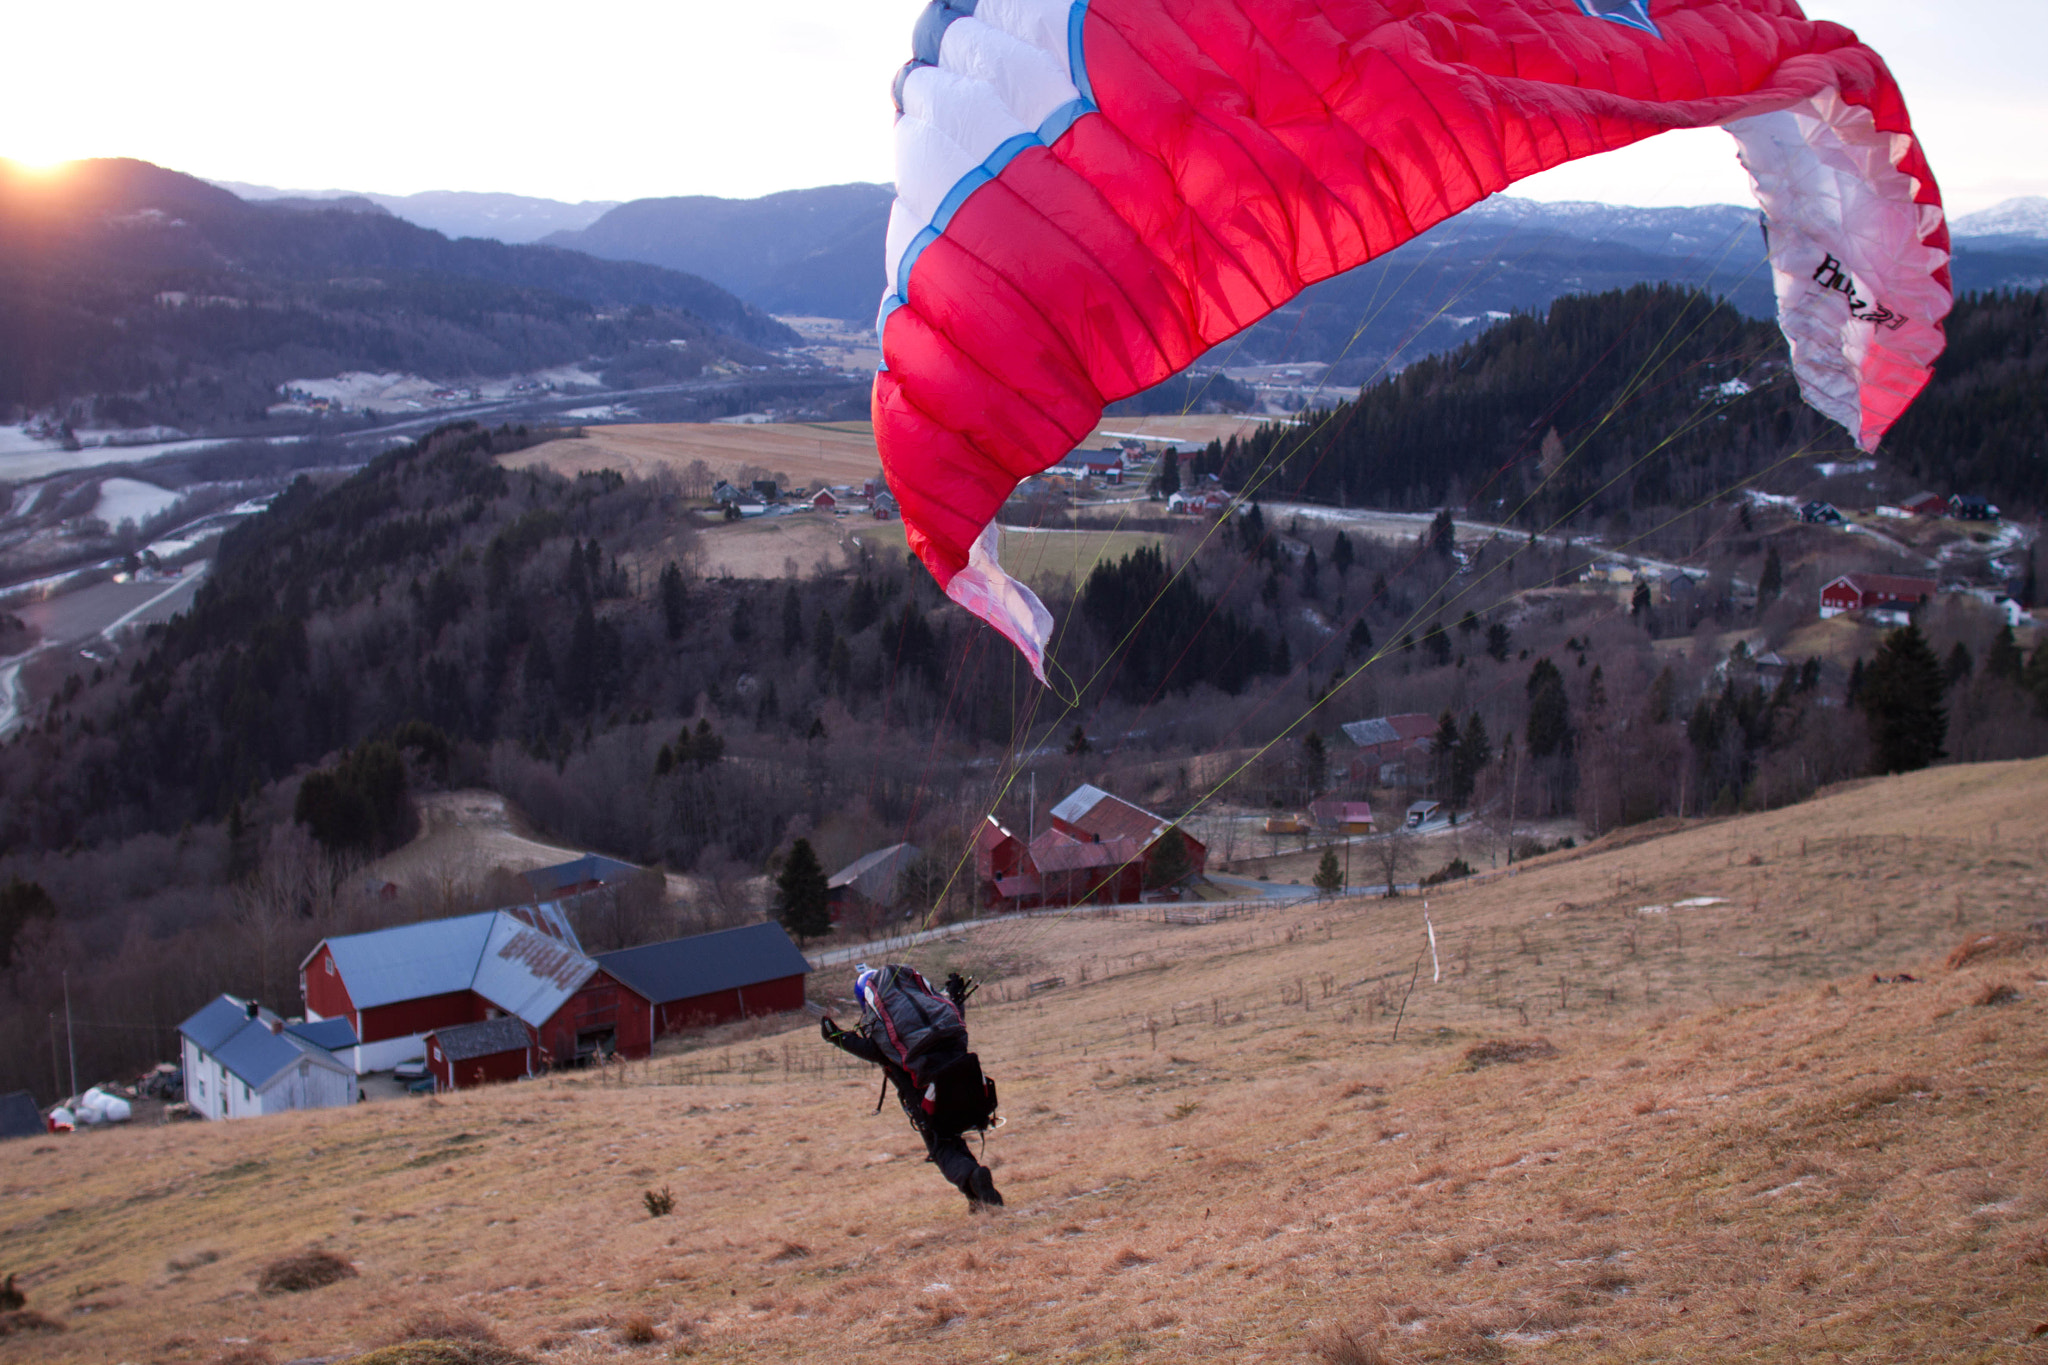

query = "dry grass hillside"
5;762;2047;1364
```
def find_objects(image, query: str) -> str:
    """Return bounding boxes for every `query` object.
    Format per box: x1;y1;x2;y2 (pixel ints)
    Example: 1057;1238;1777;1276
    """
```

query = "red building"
1819;573;1936;619
975;817;1028;905
300;907;652;1074
1340;713;1438;787
426;1017;539;1092
1901;491;1948;517
594;922;811;1036
1028;828;1145;905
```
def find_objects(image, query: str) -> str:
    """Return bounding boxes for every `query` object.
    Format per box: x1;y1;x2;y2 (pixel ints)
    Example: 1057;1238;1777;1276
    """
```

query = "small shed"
1309;798;1375;834
594;922;811;1035
811;489;839;511
426;1017;538;1092
0;1091;44;1140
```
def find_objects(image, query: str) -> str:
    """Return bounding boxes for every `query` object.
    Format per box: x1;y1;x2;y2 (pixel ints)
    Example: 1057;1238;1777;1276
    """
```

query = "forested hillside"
1201;284;2048;519
0;158;800;431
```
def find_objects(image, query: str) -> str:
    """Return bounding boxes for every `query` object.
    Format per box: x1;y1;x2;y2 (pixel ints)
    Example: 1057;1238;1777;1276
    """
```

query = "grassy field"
502;423;883;490
5;760;2046;1363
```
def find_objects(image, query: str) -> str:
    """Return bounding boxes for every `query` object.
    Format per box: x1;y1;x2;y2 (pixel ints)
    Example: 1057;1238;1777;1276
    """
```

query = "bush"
256;1247;358;1294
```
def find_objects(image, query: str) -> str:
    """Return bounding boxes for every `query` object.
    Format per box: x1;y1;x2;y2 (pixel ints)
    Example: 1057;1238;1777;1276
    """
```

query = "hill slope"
0;159;799;431
5;759;2045;1363
544;183;896;324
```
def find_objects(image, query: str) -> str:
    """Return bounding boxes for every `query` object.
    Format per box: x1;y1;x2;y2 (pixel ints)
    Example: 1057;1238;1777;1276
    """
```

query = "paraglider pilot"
822;964;1003;1211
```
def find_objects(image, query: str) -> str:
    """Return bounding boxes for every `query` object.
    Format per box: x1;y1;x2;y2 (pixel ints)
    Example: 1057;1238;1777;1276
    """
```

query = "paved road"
14;566;206;647
0;565;207;737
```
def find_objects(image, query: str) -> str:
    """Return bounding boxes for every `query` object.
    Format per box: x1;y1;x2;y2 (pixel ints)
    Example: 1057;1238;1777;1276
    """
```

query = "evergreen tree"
1347;619;1374;659
1302;731;1328;793
0;878;56;970
1331;530;1354;579
1844;657;1865;706
1146;827;1194;889
846;577;882;633
1985;625;2024;683
659;561;687;641
1421;620;1451;666
780;584;804;655
1300;545;1320;597
1313;847;1344;898
1066;725;1091;756
775;839;832;944
1458;609;1479;635
1429;508;1456;558
1758;545;1784;602
1631;580;1652;620
1453;711;1492;806
1151;448;1181;499
1858;625;1947;773
1943;641;1974;690
2027;643;2048;718
812;611;836;677
1485;622;1511;663
1526;657;1571;758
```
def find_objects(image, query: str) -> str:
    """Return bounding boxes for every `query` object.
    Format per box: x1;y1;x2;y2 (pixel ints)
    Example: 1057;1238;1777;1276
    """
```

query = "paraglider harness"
853;965;998;1135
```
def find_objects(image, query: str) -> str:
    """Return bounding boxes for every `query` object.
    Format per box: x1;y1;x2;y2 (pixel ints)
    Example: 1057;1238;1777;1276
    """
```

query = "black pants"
923;1124;983;1195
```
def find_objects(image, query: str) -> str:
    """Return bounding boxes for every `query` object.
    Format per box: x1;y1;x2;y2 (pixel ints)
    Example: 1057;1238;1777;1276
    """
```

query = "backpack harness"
857;964;998;1133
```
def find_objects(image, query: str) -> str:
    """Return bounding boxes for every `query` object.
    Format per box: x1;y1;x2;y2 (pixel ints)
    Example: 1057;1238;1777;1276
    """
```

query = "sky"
3;0;2040;215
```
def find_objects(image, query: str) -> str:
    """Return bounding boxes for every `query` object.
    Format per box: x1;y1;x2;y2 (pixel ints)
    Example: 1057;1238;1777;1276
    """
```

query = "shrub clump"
337;1343;538;1365
257;1248;358;1295
0;1309;65;1337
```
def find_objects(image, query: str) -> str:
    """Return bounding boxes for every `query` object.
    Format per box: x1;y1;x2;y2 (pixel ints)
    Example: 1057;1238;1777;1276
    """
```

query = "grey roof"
181;996;353;1090
595;922;810;1006
285;1017;358;1051
519;853;641;898
430;1016;534;1062
179;994;255;1053
306;910;599;1028
307;911;498;1008
0;1091;43;1140
1049;783;1111;823
828;842;921;902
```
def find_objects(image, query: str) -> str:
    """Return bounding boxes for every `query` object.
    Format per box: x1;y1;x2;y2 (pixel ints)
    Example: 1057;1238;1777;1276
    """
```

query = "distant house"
1659;569;1703;605
0;1091;46;1140
426;1017;538;1093
1056;449;1124;484
1901;491;1948;517
1341;713;1437;787
1799;501;1844;525
1948;494;1998;521
1048;783;1206;887
1265;812;1310;835
1309;799;1375;834
711;481;745;506
862;477;885;500
871;492;899;520
518;853;642;906
827;842;922;918
1167;489;1230;515
178;995;358;1121
595;922;811;1035
1819;573;1937;619
811;489;838;511
2000;598;2035;629
300;908;652;1073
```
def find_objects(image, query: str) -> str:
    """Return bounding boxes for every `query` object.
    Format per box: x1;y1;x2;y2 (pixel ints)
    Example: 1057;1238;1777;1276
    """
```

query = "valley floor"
5;761;2047;1363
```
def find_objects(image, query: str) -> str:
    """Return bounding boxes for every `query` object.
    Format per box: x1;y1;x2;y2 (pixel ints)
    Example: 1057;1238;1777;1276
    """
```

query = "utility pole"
63;970;78;1101
1028;770;1036;845
49;1014;61;1102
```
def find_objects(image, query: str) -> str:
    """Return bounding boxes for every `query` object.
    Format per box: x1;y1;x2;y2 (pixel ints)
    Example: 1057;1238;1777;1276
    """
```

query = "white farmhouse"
177;995;358;1120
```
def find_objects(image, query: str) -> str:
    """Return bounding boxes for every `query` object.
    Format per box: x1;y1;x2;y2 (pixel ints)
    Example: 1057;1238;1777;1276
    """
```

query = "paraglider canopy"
872;0;1950;682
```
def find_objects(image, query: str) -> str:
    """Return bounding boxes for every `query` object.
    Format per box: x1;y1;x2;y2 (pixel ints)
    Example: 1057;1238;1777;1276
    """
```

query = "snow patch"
91;478;180;527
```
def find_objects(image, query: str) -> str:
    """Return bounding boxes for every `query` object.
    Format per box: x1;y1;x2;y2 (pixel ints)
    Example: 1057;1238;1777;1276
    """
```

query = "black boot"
968;1165;1004;1210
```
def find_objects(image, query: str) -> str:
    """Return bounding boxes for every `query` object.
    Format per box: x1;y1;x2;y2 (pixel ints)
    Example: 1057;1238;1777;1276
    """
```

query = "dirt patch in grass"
0;1310;63;1336
1459;1037;1560;1070
255;1248;357;1295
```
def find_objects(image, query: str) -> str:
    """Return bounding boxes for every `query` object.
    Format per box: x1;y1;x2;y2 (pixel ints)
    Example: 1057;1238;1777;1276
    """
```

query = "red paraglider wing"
875;0;1950;679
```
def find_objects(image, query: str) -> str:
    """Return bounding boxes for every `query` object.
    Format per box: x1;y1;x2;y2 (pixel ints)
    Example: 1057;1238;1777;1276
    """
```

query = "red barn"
975;816;1027;905
1048;784;1207;888
1901;491;1947;517
300;906;652;1073
1029;828;1145;905
1819;573;1937;619
1340;713;1438;787
594;922;811;1036
426;1017;539;1092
